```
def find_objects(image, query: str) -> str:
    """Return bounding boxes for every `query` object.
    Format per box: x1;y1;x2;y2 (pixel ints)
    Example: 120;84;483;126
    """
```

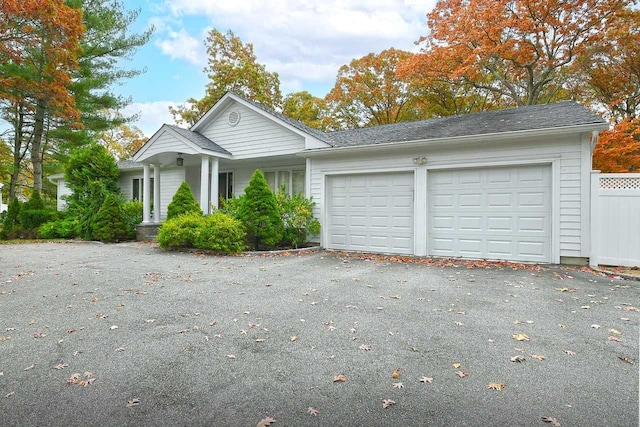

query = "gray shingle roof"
117;159;143;170
327;101;607;147
166;124;231;155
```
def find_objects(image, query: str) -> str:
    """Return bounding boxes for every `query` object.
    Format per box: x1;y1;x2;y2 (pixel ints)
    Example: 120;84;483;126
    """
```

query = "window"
132;178;154;201
218;172;233;201
263;169;305;195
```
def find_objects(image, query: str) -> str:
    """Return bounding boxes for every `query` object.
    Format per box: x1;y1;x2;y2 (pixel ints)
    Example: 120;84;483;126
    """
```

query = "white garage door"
428;164;552;262
326;172;414;254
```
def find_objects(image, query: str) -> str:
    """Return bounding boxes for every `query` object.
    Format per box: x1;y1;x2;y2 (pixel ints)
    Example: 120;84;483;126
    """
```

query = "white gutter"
300;123;610;158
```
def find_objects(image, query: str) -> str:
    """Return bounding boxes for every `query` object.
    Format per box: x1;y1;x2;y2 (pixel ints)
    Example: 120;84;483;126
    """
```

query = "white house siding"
185;165;201;202
200;103;305;159
157;167;185;219
118;171;143;201
309;133;591;262
221;158;307;197
57;180;72;210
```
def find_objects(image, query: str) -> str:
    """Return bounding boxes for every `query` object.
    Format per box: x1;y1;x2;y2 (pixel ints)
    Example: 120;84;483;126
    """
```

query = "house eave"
300;123;609;158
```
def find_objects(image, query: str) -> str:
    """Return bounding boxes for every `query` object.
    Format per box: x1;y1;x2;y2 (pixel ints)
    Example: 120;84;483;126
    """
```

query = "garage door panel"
428;164;551;262
326;173;414;254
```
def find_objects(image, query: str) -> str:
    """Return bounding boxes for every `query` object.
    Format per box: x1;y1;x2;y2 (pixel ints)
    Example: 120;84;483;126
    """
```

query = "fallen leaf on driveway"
420;376;433;383
382;399;396;409
555;287;576;293
33;332;45;338
608;336;621;342
0;337;11;341
24;364;35;371
226;354;236;359
513;333;530;341
617;356;633;364
307;407;319;416
358;344;371;351
456;371;469;378
255;338;265;342
290;336;298;342
256;416;276;426
511;355;525;362
53;364;69;370
488;382;505;391
391;368;400;379
609;329;622;335
333;374;347;382
541;416;561;426
110;325;118;330
127;398;140;407
452;363;461;369
5;391;14;398
95;313;108;319
581;306;591;309
590;324;601;329
392;382;404;389
565;350;576;356
115;347;126;352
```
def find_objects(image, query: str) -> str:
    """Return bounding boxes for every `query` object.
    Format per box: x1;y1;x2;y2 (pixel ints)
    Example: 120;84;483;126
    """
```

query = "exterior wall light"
412;156;427;165
177;153;184;166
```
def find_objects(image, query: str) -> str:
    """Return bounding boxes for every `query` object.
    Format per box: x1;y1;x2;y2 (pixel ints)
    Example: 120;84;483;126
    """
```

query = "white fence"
590;172;640;267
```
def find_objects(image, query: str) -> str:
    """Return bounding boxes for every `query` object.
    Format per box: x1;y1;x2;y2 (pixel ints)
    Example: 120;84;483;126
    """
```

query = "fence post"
589;171;600;268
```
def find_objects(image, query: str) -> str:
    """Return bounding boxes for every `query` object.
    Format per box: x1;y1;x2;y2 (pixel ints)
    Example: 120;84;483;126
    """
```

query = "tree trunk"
31;99;47;193
8;103;25;202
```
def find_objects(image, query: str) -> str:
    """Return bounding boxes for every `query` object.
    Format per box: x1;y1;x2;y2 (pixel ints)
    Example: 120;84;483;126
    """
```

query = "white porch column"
152;164;161;223
210;157;219;210
200;155;210;214
142;164;151;223
414;166;428;256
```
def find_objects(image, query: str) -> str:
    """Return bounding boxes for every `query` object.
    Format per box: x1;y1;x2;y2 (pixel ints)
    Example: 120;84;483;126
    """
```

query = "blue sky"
117;0;437;135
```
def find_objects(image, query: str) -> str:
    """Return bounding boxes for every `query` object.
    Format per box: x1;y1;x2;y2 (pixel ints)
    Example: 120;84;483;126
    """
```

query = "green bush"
0;198;21;239
92;194;130;242
218;195;243;217
39;217;78;239
122;200;143;238
237;170;283;250
276;187;320;248
156;213;206;249
17;191;55;233
167;182;202;220
194;212;246;254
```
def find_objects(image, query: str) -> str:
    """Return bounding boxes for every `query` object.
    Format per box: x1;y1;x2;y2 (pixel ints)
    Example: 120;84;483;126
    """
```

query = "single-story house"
51;93;609;264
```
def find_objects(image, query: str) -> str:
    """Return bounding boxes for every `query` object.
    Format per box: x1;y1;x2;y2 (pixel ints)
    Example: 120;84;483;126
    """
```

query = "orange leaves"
593;117;640;173
333;374;347;383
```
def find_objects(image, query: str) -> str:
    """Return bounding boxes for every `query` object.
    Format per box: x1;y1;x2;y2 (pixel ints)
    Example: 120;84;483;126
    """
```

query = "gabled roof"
237;95;334;145
165;125;231;155
326;101;607;147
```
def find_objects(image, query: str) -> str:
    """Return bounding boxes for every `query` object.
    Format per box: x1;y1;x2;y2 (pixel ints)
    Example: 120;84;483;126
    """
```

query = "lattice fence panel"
600;176;640;190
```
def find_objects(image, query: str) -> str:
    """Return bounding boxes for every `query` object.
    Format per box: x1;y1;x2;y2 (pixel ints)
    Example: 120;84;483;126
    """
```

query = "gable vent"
228;110;241;126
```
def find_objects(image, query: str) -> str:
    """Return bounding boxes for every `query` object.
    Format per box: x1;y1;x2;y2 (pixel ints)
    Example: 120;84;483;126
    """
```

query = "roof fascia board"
300;123;610;158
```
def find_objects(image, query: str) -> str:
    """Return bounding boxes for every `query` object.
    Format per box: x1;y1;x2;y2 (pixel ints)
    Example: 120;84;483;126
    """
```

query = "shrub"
237;170;283;250
122;200;143;239
167;182;202;221
1;198;21;239
194;212;246;254
218;195;244;218
276;187;321;248
39;217;78;239
92;194;130;242
156;213;206;249
18;192;55;233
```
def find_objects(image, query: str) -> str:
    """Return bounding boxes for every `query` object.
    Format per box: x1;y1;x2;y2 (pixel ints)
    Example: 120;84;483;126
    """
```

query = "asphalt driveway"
0;242;638;426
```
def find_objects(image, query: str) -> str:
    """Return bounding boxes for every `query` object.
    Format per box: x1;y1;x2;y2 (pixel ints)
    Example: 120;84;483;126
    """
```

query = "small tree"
166;182;202;220
92;193;129;242
18;191;54;235
237;170;283;250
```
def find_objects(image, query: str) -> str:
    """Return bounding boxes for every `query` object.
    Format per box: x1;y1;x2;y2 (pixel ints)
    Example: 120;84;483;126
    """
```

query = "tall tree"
282;91;330;130
325;48;425;129
170;29;282;126
577;7;640;122
0;0;84;197
593;117;640;172
402;0;632;108
99;121;147;161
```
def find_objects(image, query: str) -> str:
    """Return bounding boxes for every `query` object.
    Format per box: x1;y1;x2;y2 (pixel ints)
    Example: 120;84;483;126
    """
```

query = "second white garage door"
326;173;414;254
428;164;552;262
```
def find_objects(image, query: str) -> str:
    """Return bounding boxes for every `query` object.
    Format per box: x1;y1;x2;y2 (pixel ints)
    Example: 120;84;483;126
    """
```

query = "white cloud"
122;101;180;137
162;0;434;89
155;28;206;66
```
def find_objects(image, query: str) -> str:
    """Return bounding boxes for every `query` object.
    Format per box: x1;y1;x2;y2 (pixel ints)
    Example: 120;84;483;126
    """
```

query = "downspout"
590;130;600;155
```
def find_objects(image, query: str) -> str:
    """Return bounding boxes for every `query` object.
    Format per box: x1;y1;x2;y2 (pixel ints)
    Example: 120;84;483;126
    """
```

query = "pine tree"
166;182;202;220
237;170;283;250
92;193;129;242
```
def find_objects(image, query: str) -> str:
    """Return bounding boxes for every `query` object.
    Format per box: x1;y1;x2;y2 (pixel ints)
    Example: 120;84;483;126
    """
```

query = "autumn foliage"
593;117;640;172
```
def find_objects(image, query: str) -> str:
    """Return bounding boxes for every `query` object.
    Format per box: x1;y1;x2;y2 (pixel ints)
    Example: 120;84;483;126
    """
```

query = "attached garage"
326;172;414;254
428;164;552;262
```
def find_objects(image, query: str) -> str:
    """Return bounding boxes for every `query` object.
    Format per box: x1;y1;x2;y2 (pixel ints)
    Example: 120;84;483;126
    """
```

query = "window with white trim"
263;169;305;195
132;178;153;201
